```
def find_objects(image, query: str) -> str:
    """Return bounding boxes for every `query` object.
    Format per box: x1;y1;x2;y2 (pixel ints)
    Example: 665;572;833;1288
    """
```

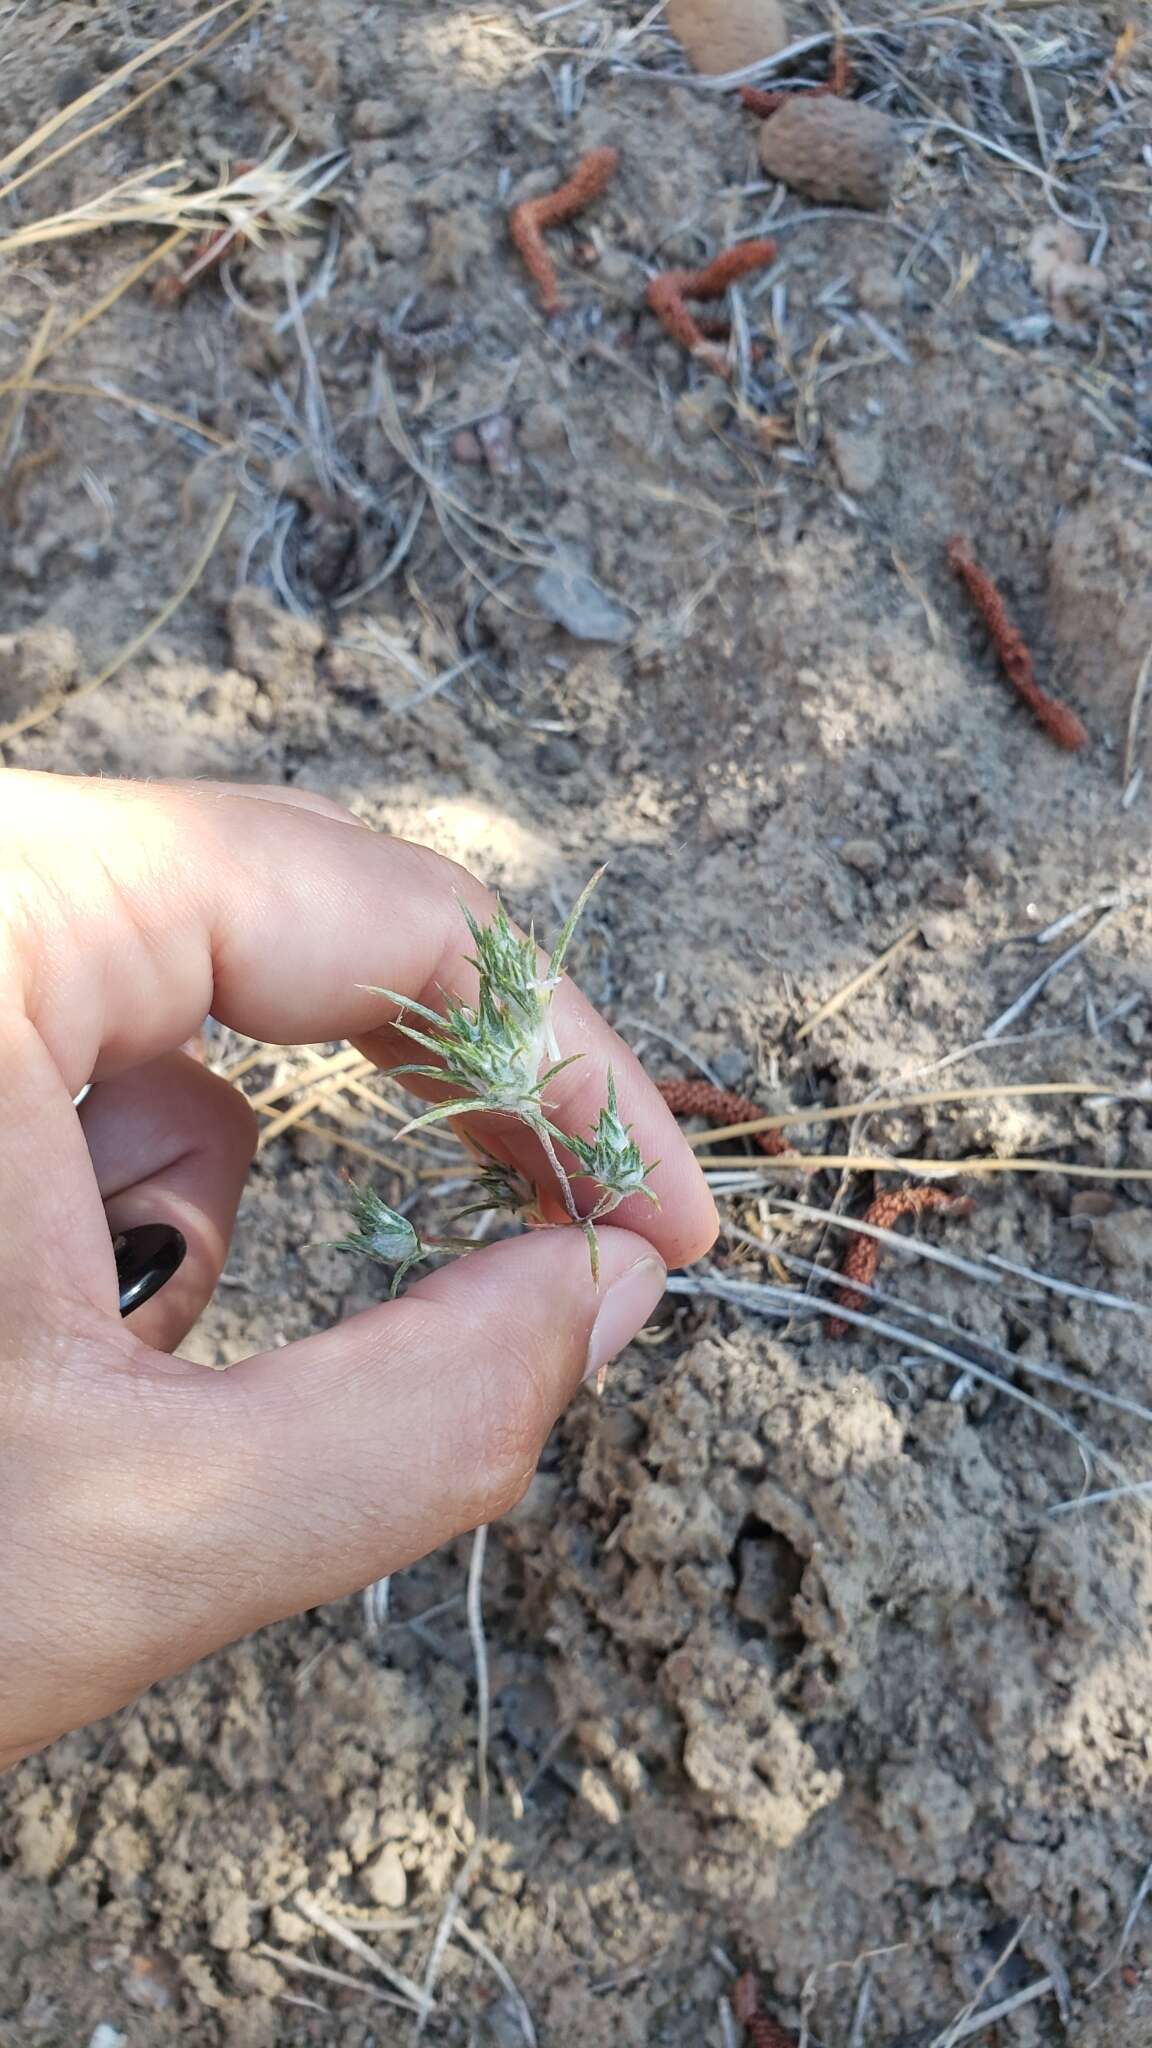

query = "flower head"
565;1069;659;1214
364;871;602;1138
329;1186;427;1295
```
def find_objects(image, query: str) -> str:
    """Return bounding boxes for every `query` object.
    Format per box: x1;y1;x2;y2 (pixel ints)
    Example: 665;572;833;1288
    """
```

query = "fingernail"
114;1223;187;1318
583;1257;667;1384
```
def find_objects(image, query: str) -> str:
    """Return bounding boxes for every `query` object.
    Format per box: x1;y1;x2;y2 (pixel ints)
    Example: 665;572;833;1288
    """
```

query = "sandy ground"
2;1;1152;2043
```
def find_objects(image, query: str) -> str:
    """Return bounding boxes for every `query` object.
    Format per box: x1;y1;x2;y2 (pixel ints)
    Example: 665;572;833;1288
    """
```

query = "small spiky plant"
337;877;658;1287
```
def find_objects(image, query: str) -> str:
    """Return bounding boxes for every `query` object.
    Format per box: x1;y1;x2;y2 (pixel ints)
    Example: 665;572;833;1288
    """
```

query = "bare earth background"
2;1;1152;2043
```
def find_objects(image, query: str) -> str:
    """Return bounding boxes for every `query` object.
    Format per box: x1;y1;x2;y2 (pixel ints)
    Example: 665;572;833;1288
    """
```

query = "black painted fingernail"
114;1224;187;1318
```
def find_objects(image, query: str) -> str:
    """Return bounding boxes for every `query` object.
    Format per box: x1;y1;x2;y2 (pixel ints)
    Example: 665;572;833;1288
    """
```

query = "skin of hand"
0;771;717;1770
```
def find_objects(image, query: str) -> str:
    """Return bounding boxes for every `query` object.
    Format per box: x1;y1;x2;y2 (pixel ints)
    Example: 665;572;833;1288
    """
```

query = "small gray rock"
535;737;582;777
827;425;886;497
533;558;633;644
839;837;887;879
1092;1208;1152;1270
712;1048;749;1089
351;97;417;139
361;1845;407;1910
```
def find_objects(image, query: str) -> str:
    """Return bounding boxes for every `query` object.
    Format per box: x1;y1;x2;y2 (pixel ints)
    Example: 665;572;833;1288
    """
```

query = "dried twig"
948;536;1087;750
681;1080;1152;1150
1123;636;1152;789
982;906;1119;1039
293;1894;427;2010
0;0;271;208
667;1273;1135;1493
452;1919;537;2047
794;926;919;1042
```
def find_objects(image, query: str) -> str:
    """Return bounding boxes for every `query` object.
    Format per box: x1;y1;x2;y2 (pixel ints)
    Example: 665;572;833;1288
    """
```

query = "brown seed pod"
666;0;790;75
758;96;904;209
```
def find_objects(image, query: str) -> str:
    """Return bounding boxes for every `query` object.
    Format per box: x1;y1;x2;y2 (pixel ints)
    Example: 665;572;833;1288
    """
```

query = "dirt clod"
758;97;905;207
665;0;791;74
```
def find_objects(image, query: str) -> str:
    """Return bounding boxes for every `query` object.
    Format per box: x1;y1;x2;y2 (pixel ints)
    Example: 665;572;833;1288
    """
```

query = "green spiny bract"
362;874;601;1139
453;1157;544;1226
565;1069;659;1219
328;1187;428;1295
338;875;659;1288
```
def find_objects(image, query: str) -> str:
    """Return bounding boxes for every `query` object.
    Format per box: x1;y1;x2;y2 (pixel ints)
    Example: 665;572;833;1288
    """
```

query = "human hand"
0;771;716;1767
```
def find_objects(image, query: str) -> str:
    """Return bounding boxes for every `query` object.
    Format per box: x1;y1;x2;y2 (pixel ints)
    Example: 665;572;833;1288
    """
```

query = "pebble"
362;1844;408;1909
519;401;570;457
1091;1209;1152;1270
357;164;426;261
535;736;582;776
839;836;887;879
827;425;886;497
855;263;905;315
1069;1190;1115;1220
665;0;790;73
712;1048;750;1089
533;557;634;644
674;378;731;446
0;621;78;720
351;96;417;139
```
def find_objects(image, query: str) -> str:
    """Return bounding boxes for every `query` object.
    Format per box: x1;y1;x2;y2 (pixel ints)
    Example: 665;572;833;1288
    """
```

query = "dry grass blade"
253;1942;420;2014
0;489;236;745
0;0;271;207
1123;637;1152;789
983;907;1120;1040
1084;1858;1152;1992
415;1525;492;2033
983;1251;1152;1317
1051;1480;1152;1515
48;229;191;355
0;378;236;449
0;302;53;473
750;1198;1000;1285
933;1973;1055;2047
765;1241;1152;1430
794;927;919;1043
695;1153;1152;1183
293;1894;428;2009
466;1523;491;1814
0;0;247;177
246;1046;367;1108
288;1118;402;1173
666;1274;1136;1495
683;1080;1152;1149
452;1919;537;2047
0;145;345;257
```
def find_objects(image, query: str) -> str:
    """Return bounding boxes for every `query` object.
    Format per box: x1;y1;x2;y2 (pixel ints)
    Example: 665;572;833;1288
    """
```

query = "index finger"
1;774;717;1291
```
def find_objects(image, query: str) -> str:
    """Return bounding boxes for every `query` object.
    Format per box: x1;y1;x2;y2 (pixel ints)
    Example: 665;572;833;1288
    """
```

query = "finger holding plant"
337;875;660;1289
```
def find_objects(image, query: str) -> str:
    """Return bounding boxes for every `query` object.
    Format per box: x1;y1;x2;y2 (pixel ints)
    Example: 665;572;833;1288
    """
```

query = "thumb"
221;1222;667;1597
3;1228;666;1759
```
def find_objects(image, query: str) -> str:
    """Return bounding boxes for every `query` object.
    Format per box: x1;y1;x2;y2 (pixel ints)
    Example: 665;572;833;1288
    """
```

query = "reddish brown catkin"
828;1185;970;1338
646;238;778;374
656;1077;793;1158
731;1973;798;2048
741;48;852;118
947;536;1087;751
509;146;620;315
